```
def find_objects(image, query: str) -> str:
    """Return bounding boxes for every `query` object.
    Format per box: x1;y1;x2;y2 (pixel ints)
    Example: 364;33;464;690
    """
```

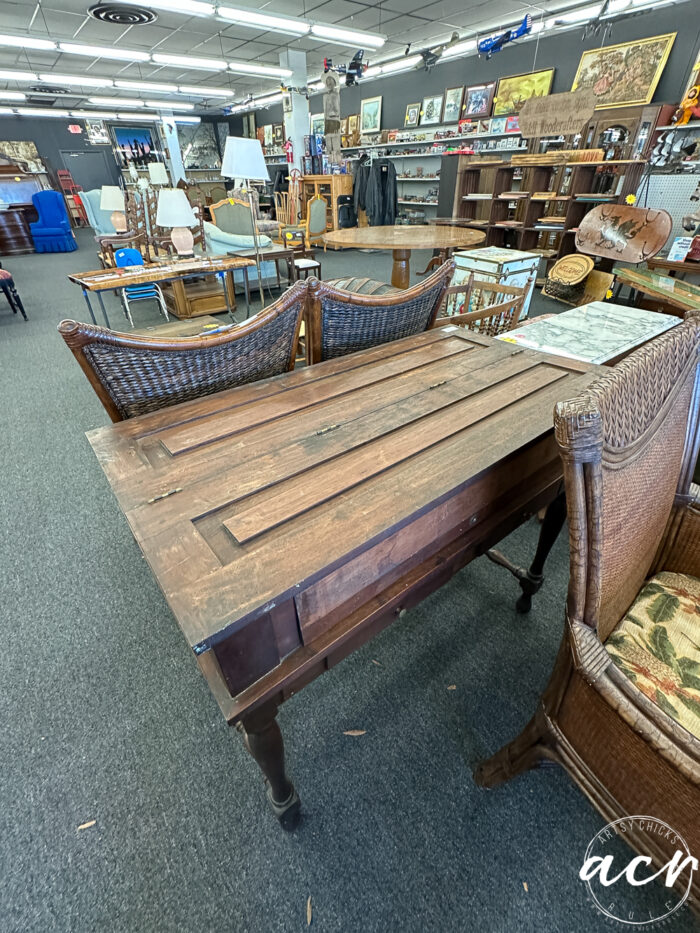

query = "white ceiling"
0;0;585;109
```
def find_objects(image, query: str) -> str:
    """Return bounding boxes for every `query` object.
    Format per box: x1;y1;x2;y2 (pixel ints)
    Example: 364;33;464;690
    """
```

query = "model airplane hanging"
405;32;460;71
323;50;368;87
477;15;531;59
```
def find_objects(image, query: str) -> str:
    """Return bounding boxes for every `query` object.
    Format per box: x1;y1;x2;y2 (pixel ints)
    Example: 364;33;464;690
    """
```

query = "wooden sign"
518;89;596;139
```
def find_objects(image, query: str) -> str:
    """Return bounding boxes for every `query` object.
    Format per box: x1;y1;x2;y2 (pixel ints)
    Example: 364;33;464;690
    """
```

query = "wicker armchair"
57;281;307;422
475;313;700;908
434;273;534;335
304;260;454;364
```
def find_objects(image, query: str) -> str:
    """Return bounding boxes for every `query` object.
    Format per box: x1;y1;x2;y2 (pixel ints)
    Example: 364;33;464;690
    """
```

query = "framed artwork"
490;117;507;135
494;69;554;116
571;33;676;109
340;117;348;134
348;113;359;136
360;96;382;134
404;102;420;128
310;113;325;135
263;124;273;147
273;123;284;146
420;94;443;125
505;115;520;134
442;86;464;123
464;83;495;118
112;125;156;166
0;140;44;173
460;120;479;137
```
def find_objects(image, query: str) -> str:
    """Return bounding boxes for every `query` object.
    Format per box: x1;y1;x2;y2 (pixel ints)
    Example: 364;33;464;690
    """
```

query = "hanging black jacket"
353;154;371;213
365;159;398;226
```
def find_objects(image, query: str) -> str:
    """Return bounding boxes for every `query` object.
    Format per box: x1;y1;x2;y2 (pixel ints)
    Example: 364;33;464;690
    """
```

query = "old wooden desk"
323;225;485;288
612;265;700;315
87;328;596;827
67;254;254;328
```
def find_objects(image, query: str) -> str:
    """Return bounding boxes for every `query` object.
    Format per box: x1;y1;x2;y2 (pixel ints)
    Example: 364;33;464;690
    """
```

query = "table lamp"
156;187;197;258
100;185;126;233
221;136;269;307
148;162;169;187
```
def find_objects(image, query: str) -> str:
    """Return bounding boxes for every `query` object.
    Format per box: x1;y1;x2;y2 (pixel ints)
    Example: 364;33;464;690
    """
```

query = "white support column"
279;49;308;174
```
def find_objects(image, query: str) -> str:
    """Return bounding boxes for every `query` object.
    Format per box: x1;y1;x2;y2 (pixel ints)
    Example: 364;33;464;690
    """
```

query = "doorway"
59;149;115;192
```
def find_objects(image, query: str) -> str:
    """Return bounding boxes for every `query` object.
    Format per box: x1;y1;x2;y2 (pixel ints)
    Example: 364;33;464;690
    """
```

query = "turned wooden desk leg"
392;249;411;289
238;703;300;830
486;490;568;614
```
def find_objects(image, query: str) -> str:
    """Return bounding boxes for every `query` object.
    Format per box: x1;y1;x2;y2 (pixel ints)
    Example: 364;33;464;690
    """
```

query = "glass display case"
0;170;50;207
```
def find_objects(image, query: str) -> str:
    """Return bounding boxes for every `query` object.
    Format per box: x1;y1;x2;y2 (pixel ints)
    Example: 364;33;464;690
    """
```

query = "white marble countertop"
497;301;680;365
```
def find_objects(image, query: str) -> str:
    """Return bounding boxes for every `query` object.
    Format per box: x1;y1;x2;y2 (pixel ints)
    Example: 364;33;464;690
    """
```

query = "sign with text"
518;89;596;139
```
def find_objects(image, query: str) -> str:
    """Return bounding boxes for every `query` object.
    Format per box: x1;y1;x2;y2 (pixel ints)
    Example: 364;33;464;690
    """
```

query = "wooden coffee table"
87;327;596;827
323;225;485;288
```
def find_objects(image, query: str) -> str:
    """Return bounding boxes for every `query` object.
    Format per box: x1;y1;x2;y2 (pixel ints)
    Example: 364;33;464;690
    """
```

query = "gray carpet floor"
0;230;694;932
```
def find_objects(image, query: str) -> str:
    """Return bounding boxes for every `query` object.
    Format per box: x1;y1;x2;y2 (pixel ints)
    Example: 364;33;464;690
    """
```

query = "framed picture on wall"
420;94;443;126
263;124;273;147
360;96;382;134
490;117;507;135
348;113;359;135
112;124;157;166
310;112;325;135
571;33;676;109
273;123;284;147
464;83;495;118
442;87;464;123
404;102;420;128
494;69;554;116
340;117;348;135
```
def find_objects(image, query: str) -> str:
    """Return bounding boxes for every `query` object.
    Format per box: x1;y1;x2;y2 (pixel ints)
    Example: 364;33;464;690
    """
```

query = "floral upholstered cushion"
605;572;700;739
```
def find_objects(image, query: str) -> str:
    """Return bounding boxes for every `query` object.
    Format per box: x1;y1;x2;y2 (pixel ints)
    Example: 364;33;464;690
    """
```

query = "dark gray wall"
0;116;121;186
251;6;695;131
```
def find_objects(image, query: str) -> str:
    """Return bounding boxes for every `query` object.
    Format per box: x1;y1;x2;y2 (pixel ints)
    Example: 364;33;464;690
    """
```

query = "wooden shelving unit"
448;157;647;263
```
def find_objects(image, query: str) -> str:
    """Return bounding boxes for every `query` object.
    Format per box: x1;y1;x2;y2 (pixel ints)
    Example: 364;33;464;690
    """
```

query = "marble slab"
497;301;680;365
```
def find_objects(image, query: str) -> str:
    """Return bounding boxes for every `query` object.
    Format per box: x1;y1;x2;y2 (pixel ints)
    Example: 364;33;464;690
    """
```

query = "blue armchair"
80;189;116;236
30;190;77;253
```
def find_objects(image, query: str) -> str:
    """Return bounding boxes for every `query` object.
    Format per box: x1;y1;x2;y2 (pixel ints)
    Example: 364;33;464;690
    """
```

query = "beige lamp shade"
221;136;270;181
148;162;169;185
155;188;197;228
100;185;125;211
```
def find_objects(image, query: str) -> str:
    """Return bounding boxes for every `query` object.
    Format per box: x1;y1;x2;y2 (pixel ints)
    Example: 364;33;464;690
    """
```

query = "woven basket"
543;254;594;302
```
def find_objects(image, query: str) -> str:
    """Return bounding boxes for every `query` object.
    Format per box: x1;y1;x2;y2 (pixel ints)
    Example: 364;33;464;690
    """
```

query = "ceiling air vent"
88;3;157;25
29;86;69;95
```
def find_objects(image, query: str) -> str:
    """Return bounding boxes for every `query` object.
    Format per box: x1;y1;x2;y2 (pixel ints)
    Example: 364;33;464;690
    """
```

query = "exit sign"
67;124;82;134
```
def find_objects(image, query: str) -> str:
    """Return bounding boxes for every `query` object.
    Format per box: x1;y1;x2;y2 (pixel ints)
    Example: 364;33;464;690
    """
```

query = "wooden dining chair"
57;281;307;422
475;312;700;908
433;274;534;335
304;260;454;365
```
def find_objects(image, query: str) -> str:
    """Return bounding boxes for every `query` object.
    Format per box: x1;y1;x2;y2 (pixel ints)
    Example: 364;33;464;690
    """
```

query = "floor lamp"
221;136;269;309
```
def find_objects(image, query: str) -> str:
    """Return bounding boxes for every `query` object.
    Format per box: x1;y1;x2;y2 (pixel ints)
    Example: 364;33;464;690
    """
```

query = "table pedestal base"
392;249;411;289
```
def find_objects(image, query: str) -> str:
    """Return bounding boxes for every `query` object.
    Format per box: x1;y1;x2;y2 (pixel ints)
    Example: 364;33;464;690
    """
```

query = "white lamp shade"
100;185;125;211
156;188;197;228
148;162;169;185
221;136;270;181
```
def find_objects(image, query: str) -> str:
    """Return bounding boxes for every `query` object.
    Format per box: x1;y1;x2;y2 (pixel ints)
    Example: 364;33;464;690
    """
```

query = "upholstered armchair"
304;260;454;364
229;185;279;236
57;280;307;422
29;190;77;253
475;314;700;908
80;189;117;236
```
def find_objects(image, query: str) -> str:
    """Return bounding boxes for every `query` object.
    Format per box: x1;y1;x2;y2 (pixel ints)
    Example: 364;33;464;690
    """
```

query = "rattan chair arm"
568;619;700;782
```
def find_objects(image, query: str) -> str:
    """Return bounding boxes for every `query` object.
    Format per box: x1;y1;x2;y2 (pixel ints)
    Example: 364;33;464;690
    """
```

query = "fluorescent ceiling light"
113;0;214;13
310;24;385;49
218;6;310;34
178;85;233;97
152;53;227;70
59;42;150;62
0;33;56;51
0;70;38;81
363;66;382;79
117;112;158;120
0;107;15;113
169;115;201;123
255;92;284;106
39;73;115;88
380;55;422;74
0;91;26;100
17;108;69;117
442;39;477;58
145;99;195;110
71;110;117;119
115;80;178;93
90;96;144;107
229;61;291;77
546;3;602;26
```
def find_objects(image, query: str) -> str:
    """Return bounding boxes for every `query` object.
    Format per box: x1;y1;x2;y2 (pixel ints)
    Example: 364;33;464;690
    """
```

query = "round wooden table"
323;225;486;289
